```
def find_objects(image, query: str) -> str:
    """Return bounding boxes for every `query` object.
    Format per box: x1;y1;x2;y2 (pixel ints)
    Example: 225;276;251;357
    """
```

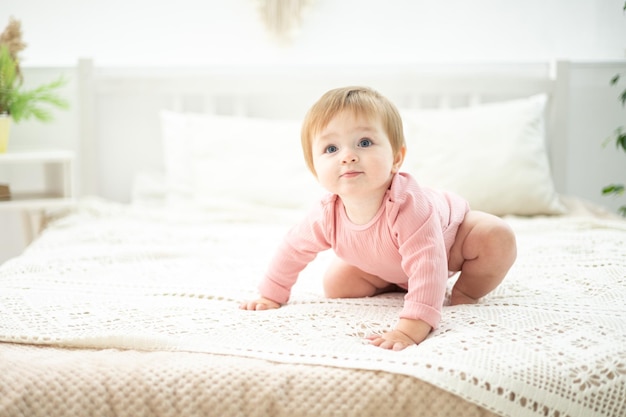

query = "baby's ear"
392;146;406;173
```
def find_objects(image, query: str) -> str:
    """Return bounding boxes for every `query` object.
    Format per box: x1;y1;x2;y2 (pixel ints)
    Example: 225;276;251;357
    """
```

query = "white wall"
3;0;626;67
558;62;626;214
2;0;626;264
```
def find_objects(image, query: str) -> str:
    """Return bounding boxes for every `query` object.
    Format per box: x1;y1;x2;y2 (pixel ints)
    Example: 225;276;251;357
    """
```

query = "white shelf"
0;149;75;163
0;196;75;210
0;149;76;210
0;150;77;241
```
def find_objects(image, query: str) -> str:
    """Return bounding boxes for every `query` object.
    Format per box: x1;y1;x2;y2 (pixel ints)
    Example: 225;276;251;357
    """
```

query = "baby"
240;86;517;351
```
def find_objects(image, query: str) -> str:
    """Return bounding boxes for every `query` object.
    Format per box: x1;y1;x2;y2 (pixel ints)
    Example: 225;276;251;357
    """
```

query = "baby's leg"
323;257;396;298
447;211;517;305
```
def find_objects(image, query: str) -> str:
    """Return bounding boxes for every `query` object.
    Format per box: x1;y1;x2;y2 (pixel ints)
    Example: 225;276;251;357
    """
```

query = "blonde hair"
301;86;406;175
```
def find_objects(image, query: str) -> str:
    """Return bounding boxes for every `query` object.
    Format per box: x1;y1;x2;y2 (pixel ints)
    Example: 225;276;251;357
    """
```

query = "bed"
1;60;625;417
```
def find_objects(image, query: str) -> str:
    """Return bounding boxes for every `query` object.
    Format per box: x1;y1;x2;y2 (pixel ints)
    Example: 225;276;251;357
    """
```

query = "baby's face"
311;111;402;199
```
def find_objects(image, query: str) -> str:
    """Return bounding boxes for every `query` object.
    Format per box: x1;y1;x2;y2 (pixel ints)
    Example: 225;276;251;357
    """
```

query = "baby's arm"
239;296;281;311
368;318;432;351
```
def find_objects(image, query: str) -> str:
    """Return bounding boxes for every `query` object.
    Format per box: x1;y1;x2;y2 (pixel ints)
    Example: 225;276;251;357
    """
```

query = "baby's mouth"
341;170;363;178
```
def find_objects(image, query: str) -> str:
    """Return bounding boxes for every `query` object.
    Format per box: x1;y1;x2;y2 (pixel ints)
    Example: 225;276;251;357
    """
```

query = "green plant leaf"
619;89;626;106
604;2;626;218
616;133;626;152
0;45;68;122
602;184;625;196
4;76;69;122
604;126;626;150
0;45;19;114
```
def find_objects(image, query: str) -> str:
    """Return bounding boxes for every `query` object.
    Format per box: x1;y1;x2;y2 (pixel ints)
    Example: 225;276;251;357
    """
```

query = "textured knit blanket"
0;199;625;417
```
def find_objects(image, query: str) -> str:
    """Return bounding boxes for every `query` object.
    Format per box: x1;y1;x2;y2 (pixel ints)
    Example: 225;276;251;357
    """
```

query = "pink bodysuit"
258;172;470;328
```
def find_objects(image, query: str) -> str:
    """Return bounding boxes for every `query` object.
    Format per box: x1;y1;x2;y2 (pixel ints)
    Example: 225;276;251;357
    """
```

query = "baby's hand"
368;318;431;351
239;296;281;311
367;330;416;351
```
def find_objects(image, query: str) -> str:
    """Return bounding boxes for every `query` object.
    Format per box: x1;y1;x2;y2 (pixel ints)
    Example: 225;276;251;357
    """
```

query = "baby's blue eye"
325;145;338;153
359;138;373;147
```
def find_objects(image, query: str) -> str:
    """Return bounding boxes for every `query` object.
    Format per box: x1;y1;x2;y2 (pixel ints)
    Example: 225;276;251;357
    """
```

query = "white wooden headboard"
77;59;568;203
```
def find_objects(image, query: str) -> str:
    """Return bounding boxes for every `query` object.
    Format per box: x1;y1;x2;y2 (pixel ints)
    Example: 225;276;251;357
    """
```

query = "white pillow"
401;94;565;216
160;111;324;212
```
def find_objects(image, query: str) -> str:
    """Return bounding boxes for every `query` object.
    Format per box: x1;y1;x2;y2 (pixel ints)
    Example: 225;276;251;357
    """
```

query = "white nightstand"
0;150;76;242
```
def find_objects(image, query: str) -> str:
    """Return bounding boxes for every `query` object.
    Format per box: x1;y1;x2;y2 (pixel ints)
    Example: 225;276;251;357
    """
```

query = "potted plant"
601;2;626;217
603;73;626;217
0;17;68;153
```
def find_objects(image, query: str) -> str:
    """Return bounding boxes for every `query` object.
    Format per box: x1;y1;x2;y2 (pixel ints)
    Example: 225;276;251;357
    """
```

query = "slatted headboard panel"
77;59;565;202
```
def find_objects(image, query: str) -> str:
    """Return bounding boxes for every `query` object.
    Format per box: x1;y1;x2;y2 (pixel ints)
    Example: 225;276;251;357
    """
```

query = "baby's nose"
341;151;358;164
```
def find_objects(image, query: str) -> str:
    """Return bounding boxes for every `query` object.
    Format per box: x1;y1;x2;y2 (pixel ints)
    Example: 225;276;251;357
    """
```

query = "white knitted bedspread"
0;199;625;417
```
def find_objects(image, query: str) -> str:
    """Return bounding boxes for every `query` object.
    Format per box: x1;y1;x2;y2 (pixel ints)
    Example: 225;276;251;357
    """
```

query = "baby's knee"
476;221;517;274
492;222;517;261
322;261;388;299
